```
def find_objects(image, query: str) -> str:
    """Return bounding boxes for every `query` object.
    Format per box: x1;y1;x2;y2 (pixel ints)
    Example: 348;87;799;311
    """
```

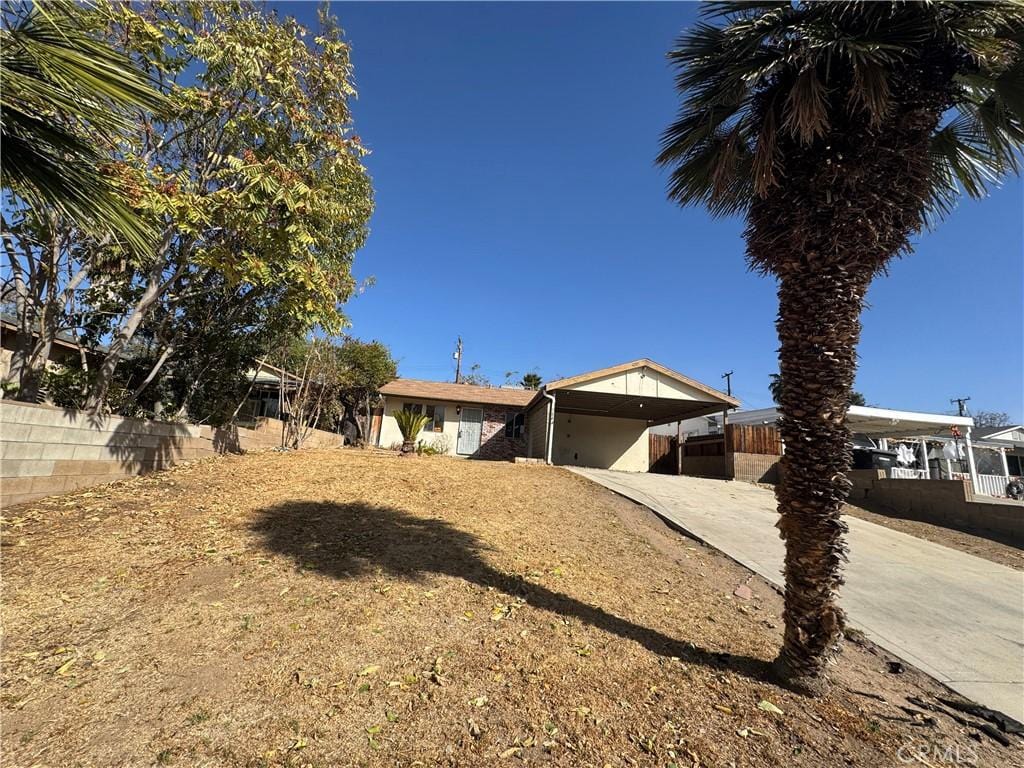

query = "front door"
457;407;483;455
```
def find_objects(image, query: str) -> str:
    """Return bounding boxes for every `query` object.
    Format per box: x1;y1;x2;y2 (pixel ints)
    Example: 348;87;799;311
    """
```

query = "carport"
844;405;982;491
525;359;739;471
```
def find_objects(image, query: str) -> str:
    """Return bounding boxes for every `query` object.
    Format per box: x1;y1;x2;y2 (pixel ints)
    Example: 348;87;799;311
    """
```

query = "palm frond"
659;0;1024;220
0;0;168;252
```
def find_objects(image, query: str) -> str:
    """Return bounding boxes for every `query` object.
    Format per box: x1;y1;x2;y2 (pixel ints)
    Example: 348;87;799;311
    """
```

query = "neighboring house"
236;359;302;423
377;379;535;460
666;403;1024;496
377;359;738;471
972;425;1024;476
0;315;102;381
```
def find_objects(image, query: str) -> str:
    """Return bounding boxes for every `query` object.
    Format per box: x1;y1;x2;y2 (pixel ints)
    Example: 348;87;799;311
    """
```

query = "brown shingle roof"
380;379;536;408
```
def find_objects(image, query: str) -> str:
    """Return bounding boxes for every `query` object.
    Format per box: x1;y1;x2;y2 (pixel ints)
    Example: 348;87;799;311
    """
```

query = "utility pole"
722;370;733;397
453;337;463;384
950;396;971;417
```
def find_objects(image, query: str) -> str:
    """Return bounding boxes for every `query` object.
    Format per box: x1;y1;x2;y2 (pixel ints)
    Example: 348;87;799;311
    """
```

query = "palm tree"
771;374;867;407
521;372;543;390
659;1;1023;695
394;409;430;455
1;0;166;252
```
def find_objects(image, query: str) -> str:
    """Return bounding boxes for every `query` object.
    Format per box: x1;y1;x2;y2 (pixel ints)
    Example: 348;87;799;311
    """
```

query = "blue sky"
297;2;1022;421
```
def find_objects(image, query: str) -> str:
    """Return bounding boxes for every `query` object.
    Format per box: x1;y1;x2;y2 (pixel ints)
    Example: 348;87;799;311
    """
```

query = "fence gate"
649;434;677;474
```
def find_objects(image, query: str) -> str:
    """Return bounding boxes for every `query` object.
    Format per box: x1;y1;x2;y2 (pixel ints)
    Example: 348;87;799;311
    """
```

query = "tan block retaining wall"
848;470;1024;546
1;401;341;508
730;452;781;484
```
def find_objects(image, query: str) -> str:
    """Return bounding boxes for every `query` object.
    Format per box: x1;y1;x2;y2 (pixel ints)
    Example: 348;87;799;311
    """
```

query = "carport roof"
845;405;974;437
542;358;740;406
527;359;739;424
730;405;976;438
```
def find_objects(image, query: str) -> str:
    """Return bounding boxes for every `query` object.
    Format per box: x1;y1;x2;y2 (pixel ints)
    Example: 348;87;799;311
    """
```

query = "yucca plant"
394;409;430;455
659;1;1024;695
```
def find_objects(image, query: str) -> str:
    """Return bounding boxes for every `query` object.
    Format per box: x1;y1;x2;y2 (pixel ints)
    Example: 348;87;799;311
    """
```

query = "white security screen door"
457;408;483;455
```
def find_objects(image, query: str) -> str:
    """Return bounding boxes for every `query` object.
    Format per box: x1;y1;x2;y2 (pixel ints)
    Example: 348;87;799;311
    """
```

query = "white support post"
1000;447;1010;478
544;392;556;465
919;439;930;480
964;427;981;494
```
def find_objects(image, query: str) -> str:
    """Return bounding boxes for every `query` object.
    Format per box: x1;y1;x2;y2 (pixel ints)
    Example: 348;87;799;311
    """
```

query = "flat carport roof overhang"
546;388;731;426
845;405;974;438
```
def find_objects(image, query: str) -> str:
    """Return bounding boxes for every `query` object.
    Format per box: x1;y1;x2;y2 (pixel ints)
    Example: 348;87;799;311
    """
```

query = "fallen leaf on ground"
758;699;784;715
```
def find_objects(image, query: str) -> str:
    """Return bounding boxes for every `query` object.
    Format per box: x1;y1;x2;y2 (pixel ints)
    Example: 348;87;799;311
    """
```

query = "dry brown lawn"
2;449;1020;767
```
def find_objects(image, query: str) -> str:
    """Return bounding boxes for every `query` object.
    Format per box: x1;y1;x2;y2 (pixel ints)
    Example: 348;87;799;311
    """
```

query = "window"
403;403;444;432
504;411;525;439
1009;454;1023;476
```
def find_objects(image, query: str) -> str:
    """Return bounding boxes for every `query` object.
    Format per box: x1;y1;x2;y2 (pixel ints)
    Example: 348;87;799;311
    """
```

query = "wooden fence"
649;424;782;476
683;434;725;456
649;433;677;474
725;424;782;455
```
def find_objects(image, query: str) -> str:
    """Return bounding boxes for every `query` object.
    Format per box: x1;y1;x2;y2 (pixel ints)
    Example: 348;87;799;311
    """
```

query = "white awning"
845;405;974;438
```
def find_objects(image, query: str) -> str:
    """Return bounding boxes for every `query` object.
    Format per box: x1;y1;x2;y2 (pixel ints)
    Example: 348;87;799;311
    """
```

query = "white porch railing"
976;474;1008;498
885;469;1011;498
890;467;928;480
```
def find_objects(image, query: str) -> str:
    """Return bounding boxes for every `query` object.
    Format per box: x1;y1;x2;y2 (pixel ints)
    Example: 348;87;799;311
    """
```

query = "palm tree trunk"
771;264;871;695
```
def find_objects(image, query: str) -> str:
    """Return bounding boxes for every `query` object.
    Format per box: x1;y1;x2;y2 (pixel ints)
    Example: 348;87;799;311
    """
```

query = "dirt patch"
843;503;1024;570
2;450;1020;767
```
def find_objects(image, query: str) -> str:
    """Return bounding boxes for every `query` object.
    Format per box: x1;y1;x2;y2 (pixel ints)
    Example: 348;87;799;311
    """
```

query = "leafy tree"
124;276;304;424
847;391;867;407
337;339;398;444
974;410;1011;428
521;372;543;390
77;1;373;411
283;338;345;449
659;2;1024;694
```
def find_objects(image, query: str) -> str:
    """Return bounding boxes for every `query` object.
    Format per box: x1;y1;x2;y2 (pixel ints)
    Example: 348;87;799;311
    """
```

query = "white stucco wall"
378;397;460;455
566;367;710;402
551;412;649;472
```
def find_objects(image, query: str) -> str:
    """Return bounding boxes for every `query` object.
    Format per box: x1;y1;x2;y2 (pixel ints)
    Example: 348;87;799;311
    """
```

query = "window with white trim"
504;411;525;439
403;402;444;432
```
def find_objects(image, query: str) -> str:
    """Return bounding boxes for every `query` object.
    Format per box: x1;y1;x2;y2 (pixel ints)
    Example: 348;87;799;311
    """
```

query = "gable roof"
379;378;536;408
542;358;740;407
972;425;1023;440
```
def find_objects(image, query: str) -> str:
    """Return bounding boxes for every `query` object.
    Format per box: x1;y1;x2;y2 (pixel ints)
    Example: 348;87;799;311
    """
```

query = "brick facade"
476;406;527;461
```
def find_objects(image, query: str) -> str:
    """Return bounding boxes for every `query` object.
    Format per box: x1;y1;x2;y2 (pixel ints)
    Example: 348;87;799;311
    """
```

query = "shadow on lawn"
251;501;772;683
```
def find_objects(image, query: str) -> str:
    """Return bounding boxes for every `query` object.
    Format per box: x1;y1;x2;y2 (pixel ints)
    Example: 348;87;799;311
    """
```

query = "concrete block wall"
730;452;781;484
1;401;342;508
848;473;1024;546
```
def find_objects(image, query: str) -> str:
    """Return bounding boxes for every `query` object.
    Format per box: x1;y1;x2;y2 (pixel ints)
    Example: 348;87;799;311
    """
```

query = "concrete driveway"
570;468;1024;722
